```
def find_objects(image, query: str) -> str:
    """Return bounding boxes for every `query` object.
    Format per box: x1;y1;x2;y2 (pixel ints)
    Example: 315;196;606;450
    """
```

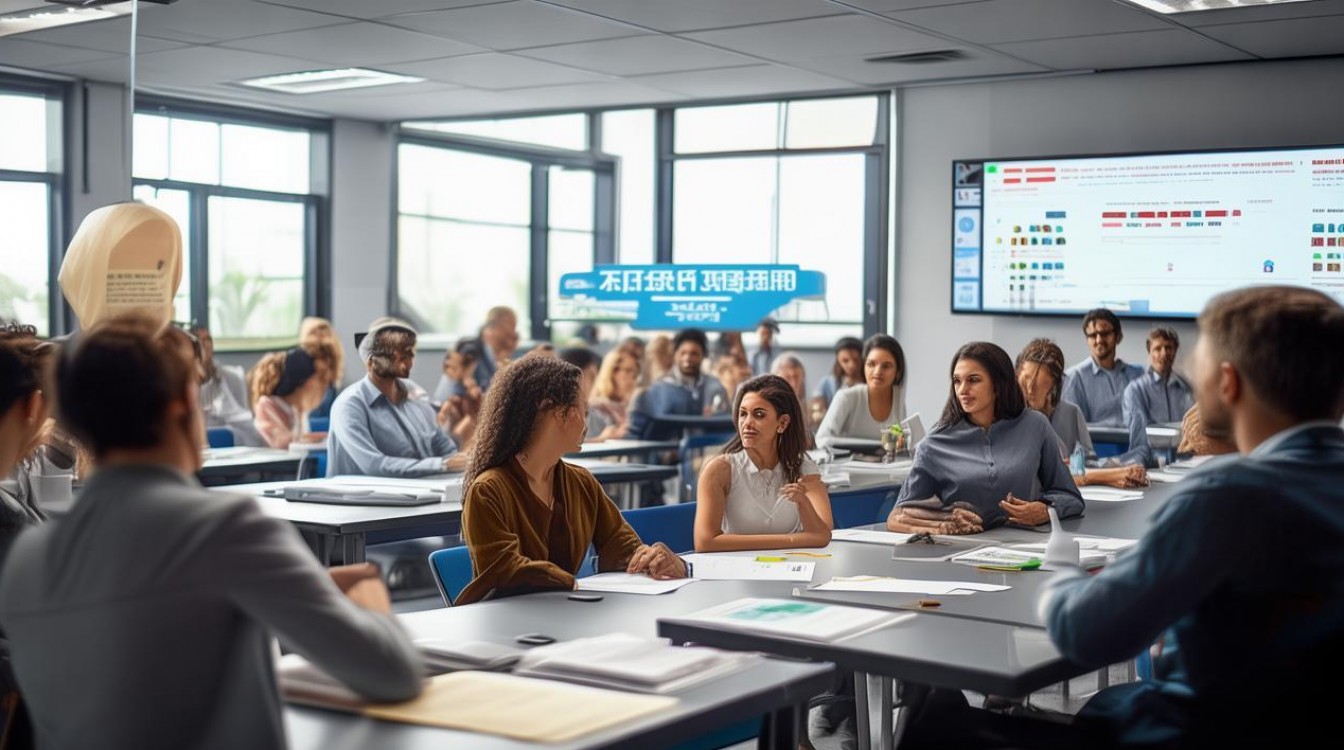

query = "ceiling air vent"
867;50;969;65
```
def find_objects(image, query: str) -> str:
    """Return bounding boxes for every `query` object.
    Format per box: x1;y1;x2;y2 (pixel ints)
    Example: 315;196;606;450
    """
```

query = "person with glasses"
1061;308;1144;426
326;317;466;477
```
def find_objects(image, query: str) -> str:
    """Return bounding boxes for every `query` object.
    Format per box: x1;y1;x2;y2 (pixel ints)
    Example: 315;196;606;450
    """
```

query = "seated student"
750;318;779;375
434;339;484;448
587;347;641;442
327;317;466;477
814;336;864;408
1016;338;1147;489
473;306;520;392
711;352;753;408
1061;308;1144;426
626;329;729;440
457;353;687;604
644;333;673;384
1031;286;1344;749
0;313;421;750
1175;402;1237;457
815;334;909;448
887;342;1083;535
193;324;265;447
1120;325;1195;467
711;330;747;362
299;316;345;421
694;375;832;552
248;344;335;450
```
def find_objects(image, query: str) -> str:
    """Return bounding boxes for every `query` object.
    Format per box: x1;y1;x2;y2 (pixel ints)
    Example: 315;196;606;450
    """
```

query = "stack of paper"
1146;470;1187;483
950;546;1042;568
1079;487;1144;502
831;528;908;545
576;573;697;595
1012;535;1137;555
512;633;759;694
415;638;524;672
811;575;1010;595
1167;455;1216;472
677;597;902;642
680;554;816;582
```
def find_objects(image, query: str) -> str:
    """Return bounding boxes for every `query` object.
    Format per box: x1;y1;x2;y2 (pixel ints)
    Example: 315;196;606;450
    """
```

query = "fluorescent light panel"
0;2;131;37
237;68;426;95
1123;0;1319;13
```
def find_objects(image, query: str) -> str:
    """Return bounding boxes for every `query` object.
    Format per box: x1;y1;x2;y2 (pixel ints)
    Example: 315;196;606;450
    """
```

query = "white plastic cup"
35;473;73;508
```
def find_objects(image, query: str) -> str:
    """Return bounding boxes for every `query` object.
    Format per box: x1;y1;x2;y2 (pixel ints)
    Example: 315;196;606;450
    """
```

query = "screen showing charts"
950;146;1344;318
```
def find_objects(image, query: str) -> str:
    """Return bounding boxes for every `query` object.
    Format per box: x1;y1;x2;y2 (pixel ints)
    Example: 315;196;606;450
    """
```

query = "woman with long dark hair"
814;336;863;407
693;375;832;552
457;353;686;604
886;342;1082;535
815;334;908;447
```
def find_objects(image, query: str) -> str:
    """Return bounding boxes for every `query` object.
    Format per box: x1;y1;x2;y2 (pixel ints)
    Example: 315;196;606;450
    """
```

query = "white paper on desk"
820;471;851;487
1167;455;1215;471
309;475;463;504
949;546;1042;568
576;573;696;595
1079;487;1144;502
1012;535;1137;554
812;575;1009;595
1146;470;1186;483
831;528;910;546
680;554;815;582
680;597;908;642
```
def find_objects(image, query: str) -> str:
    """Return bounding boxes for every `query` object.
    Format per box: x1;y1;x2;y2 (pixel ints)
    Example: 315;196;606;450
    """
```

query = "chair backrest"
206;427;235;448
622;502;698;554
678;432;734;502
428;546;474;606
308;415;330;433
831;490;899;530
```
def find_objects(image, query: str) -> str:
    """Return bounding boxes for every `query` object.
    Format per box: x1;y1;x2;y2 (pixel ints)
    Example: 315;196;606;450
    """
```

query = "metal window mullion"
530;164;549;341
594;165;615;265
192;188;210;328
654;108;674;264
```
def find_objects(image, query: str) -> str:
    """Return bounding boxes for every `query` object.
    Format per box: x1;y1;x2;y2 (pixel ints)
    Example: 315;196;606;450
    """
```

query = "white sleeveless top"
720;451;821;535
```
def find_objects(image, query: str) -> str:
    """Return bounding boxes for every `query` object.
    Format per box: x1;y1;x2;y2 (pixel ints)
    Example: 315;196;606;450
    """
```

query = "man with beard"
1061;308;1144;426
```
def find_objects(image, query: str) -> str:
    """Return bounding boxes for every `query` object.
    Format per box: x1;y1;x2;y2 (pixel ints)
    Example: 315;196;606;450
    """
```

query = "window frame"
391;126;617;342
0;74;68;337
133;97;331;352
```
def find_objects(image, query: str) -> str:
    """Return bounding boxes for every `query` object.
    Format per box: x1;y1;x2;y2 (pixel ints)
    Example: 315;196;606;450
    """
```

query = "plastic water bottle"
1069;442;1086;477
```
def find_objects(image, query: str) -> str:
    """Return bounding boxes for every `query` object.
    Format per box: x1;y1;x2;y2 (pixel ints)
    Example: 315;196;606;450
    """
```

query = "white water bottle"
1069;441;1086;477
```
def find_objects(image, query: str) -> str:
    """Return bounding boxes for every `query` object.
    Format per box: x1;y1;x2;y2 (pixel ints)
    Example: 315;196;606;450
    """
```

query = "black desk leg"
758;705;801;750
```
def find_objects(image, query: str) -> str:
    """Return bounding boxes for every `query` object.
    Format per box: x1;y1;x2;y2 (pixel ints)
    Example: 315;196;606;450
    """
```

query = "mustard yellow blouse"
457;459;643;605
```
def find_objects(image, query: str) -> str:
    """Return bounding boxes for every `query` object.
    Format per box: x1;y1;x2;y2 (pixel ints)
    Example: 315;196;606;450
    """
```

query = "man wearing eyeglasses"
1061;308;1144;426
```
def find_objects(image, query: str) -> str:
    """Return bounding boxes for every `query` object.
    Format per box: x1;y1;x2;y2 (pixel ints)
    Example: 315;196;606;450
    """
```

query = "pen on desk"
755;555;787;562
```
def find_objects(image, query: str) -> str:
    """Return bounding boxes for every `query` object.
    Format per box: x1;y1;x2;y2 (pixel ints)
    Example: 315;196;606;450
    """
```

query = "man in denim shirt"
1062;308;1144;426
626;328;728;440
1036;286;1344;748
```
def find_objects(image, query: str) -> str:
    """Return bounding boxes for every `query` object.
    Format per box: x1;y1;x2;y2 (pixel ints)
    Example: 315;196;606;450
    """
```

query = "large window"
394;94;889;345
394;123;614;342
667;96;887;344
133;102;328;350
0;85;62;336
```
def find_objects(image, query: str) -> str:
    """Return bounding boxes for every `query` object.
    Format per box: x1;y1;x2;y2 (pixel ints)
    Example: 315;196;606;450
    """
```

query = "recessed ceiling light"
237;68;427;95
0;2;132;38
1122;0;1318;13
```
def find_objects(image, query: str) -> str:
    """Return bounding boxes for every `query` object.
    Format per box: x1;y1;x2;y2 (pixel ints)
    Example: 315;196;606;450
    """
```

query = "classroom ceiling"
0;0;1342;121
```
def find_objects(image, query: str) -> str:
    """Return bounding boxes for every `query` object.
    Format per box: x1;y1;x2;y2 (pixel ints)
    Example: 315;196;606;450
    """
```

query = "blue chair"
678;432;734;502
429;545;598;606
622;502;698;554
206;427;234;448
308;415;330;433
831;489;896;530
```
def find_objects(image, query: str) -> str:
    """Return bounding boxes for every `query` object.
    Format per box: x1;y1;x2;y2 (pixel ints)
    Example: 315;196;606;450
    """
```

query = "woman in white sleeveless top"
693;374;833;552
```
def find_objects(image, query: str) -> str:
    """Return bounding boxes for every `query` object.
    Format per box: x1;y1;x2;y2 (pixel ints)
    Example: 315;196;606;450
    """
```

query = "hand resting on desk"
329;562;393;615
625;542;688;580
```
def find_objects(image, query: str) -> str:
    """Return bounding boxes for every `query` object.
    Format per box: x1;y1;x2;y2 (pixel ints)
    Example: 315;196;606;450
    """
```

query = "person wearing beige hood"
58;202;184;329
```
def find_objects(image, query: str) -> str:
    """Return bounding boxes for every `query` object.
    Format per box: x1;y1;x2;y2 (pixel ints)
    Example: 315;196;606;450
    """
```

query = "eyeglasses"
1085;328;1117;339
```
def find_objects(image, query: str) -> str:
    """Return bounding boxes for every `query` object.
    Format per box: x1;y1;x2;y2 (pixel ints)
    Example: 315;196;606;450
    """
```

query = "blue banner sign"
557;264;827;331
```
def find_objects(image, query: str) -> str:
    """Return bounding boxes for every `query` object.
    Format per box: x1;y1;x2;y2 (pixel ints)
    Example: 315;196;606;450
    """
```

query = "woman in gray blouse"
1016;339;1147;489
887;342;1083;534
815;334;909;447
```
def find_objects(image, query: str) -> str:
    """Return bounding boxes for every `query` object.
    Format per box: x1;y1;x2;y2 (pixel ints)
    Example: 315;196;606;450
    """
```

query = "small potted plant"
880;423;906;462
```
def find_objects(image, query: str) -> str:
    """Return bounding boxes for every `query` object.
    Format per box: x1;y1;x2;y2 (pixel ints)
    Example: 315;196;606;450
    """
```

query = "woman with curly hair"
693;375;832;552
247;343;335;449
456;353;687;605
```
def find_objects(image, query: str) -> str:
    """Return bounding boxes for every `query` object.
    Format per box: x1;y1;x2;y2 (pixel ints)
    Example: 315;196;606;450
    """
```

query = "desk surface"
287;656;832;750
569;439;680;459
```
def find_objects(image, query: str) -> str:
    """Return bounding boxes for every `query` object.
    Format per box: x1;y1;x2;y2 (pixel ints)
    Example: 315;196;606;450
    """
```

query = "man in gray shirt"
327;317;465;477
1062;308;1144;426
0;313;422;750
1120;325;1195;466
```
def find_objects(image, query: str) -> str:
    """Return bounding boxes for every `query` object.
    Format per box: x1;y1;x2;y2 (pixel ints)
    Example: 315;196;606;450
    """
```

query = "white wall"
895;57;1344;419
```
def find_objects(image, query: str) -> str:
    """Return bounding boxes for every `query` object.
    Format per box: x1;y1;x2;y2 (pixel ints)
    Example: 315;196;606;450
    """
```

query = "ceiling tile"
542;0;840;32
994;28;1253;70
888;0;1171;45
684;15;953;62
836;0;992;11
1172;0;1344;28
221;21;485;66
258;0;508;20
0;38;123;72
135;0;348;43
14;17;185;54
386;52;611;89
516;35;757;76
795;50;1045;84
1197;14;1344;57
632;64;858;99
498;80;685;109
384;1;645;50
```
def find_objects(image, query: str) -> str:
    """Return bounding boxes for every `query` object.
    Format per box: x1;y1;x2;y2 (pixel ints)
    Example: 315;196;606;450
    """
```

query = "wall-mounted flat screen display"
951;145;1344;318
